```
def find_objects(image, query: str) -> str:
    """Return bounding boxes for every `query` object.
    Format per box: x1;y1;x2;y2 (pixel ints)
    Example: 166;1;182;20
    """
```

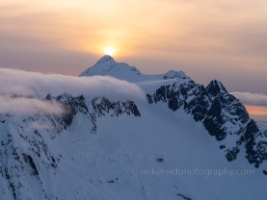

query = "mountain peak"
79;55;117;76
79;56;189;83
206;79;228;97
163;70;189;80
96;55;116;65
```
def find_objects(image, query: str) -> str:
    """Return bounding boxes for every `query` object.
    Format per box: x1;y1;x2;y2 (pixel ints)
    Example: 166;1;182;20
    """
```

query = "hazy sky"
1;0;267;117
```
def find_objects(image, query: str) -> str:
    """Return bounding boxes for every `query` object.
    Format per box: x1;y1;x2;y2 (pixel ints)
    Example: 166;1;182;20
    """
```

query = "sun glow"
104;47;115;56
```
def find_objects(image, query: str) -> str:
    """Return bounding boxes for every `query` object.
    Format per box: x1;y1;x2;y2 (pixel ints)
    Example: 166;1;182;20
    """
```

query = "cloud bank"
231;92;267;106
0;95;65;115
0;68;145;115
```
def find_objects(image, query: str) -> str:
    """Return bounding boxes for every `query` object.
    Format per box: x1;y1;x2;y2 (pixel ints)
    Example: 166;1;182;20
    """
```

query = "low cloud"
230;92;267;106
0;94;65;115
0;68;145;115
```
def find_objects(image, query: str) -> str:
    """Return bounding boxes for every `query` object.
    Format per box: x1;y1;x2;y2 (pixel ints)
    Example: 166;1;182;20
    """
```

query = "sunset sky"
1;0;267;118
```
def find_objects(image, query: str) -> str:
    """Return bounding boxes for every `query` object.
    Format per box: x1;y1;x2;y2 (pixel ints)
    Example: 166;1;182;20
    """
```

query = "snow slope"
1;56;267;200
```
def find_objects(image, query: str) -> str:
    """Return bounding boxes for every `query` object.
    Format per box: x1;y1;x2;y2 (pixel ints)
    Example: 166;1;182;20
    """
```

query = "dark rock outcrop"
147;79;266;167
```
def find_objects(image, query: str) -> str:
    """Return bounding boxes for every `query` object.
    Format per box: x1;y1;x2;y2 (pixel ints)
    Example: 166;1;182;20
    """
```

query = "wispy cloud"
231;92;267;106
0;94;65;115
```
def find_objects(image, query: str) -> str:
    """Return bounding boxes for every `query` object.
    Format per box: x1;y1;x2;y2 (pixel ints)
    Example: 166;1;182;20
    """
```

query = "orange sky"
245;105;267;116
0;0;267;95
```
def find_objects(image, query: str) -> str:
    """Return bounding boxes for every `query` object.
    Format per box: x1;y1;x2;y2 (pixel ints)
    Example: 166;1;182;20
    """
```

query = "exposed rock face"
147;79;266;167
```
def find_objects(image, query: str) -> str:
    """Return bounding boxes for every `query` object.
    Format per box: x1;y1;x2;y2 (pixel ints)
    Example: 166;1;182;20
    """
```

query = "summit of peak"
206;79;228;97
163;70;189;80
79;56;192;83
96;55;116;65
79;55;117;76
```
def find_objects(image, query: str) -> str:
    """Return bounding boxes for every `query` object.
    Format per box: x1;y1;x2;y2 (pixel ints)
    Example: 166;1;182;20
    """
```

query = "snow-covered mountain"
79;55;189;82
1;55;267;200
81;55;267;167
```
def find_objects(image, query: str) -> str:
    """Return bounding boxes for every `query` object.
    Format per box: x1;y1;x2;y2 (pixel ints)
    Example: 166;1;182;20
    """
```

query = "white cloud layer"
0;68;145;115
231;92;267;106
0;94;65;115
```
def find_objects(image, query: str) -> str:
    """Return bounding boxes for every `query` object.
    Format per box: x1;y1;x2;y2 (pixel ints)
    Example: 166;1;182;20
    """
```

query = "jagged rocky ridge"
46;93;140;133
147;79;266;168
80;55;267;168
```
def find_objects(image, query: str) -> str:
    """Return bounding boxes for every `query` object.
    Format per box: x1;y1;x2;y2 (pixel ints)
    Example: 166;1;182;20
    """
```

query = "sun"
104;47;115;56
